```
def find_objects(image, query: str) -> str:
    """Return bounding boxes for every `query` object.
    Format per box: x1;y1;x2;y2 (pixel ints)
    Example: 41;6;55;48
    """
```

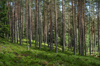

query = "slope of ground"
0;38;100;66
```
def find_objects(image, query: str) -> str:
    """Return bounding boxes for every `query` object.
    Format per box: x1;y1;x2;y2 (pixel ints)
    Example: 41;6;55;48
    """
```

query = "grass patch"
0;38;100;66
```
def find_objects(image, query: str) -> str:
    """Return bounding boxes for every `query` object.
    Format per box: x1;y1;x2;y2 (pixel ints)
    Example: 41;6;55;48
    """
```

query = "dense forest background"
1;0;100;66
0;0;100;56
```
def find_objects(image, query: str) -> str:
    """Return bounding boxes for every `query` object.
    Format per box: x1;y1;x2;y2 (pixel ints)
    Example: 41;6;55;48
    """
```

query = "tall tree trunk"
38;0;41;49
68;11;70;51
72;0;76;55
21;1;23;39
17;0;20;44
26;0;29;50
43;0;45;47
93;5;96;55
8;1;10;40
31;9;34;42
15;0;18;44
82;0;85;56
55;0;57;53
78;0;85;55
12;1;15;43
92;19;93;54
89;1;91;55
45;3;47;45
20;0;22;45
84;0;87;55
75;0;78;53
83;0;86;56
47;3;50;48
40;12;43;44
35;0;38;47
50;0;53;51
29;0;32;47
77;0;81;55
62;0;65;52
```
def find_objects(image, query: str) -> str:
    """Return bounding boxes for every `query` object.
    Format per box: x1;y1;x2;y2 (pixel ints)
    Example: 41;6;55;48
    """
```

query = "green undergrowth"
0;38;100;66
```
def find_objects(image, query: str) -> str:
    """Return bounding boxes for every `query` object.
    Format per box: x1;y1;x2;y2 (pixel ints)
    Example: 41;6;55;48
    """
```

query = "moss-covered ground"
0;38;100;66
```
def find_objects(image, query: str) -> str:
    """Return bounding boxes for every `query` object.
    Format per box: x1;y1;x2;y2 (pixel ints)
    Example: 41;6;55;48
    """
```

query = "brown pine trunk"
26;0;29;50
94;20;96;55
93;7;96;55
20;0;22;45
89;2;91;55
43;1;45;47
47;3;50;48
92;19;93;54
50;0;53;51
68;2;71;51
38;0;41;49
83;0;86;56
15;0;18;44
62;0;65;52
78;0;84;55
8;2;10;39
55;0;57;53
12;1;15;43
45;3;47;45
35;0;38;47
77;0;81;55
29;0;32;47
72;0;76;55
31;9;34;41
21;0;23;38
82;0;85;56
75;0;78;53
17;0;20;43
68;11;70;51
40;11;43;43
83;0;86;55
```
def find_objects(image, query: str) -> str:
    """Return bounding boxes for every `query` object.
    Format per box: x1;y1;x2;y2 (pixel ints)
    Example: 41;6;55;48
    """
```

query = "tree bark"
29;0;32;47
35;0;38;47
43;0;45;47
38;0;41;49
26;0;29;50
15;0;18;44
55;0;57;53
20;0;23;45
50;0;53;51
78;0;85;55
72;0;76;55
89;1;91;55
12;1;15;43
62;0;65;52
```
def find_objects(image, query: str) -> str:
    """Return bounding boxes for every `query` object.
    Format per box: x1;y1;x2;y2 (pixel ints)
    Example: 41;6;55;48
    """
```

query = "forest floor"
0;38;100;66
